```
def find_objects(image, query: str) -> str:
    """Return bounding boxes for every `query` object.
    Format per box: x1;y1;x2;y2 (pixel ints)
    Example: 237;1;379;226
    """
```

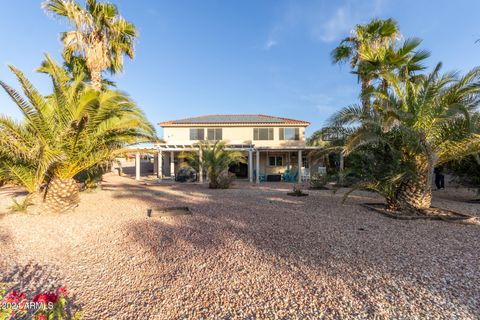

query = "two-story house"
153;114;322;183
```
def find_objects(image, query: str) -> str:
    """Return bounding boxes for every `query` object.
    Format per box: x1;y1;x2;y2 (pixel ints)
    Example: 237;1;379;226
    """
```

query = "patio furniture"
300;167;310;182
253;169;266;182
290;171;298;182
282;169;290;182
318;166;327;176
267;174;282;182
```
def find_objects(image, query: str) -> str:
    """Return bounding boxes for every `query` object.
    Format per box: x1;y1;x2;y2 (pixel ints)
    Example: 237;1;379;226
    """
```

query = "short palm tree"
331;64;480;211
0;56;155;212
331;18;400;111
43;0;137;91
180;141;246;189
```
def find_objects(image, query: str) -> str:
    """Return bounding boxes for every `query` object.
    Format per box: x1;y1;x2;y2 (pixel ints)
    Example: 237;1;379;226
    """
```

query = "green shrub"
309;174;328;189
8;196;32;213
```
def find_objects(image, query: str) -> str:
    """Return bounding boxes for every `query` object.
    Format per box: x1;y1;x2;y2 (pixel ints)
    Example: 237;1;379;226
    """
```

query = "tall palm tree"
331;18;400;111
180;141;246;189
358;37;430;93
43;0;137;91
330;64;480;211
0;56;155;212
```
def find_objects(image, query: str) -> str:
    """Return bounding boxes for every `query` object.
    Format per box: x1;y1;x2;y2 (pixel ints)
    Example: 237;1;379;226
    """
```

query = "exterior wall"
156;149;325;180
255;151;305;175
163;126;306;147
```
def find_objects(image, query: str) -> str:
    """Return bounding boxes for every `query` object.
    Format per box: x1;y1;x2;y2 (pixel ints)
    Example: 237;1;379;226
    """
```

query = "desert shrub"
309;174;328;189
75;165;107;190
210;171;235;189
447;155;480;196
176;167;197;182
8;196;33;213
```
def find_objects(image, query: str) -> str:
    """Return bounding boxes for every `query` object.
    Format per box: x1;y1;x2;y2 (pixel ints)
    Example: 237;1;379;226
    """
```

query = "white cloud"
315;7;349;42
265;0;387;46
264;38;277;49
299;93;338;113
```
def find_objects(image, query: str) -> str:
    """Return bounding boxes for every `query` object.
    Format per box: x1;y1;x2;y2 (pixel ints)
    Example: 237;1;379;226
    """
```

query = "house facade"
152;114;322;183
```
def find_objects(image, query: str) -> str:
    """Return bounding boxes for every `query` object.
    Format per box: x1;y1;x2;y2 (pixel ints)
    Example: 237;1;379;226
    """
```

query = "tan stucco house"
149;114;323;183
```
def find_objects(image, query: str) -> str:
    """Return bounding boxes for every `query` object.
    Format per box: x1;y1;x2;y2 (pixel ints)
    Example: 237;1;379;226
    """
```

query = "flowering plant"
0;284;81;320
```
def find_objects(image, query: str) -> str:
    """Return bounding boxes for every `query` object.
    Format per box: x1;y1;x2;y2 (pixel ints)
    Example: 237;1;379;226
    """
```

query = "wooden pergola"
131;144;323;184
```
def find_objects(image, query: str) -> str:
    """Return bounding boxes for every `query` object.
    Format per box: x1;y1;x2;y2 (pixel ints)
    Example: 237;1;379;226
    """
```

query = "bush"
309;174;328;189
8;196;33;213
210;171;235;189
75;165;106;190
0;284;81;319
447;155;480;196
176;167;197;182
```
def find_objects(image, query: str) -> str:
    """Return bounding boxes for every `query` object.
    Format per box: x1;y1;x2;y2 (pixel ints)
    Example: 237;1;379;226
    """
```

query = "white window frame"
253;128;274;140
207;128;222;141
279;127;300;140
189;128;204;140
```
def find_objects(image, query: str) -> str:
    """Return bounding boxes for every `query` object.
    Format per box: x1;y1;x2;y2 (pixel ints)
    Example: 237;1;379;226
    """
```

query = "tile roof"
159;114;310;126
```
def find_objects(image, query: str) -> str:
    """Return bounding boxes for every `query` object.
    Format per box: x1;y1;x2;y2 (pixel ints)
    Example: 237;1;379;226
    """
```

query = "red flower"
56;286;68;297
33;293;49;305
46;292;58;304
6;290;25;303
35;314;47;320
6;290;18;302
33;292;58;305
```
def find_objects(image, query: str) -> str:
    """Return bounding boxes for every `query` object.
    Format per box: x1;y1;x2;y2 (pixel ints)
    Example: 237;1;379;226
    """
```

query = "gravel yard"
0;174;479;319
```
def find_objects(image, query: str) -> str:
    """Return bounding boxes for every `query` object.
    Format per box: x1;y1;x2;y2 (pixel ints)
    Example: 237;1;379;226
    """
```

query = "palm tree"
43;0;137;91
330;64;480;211
0;56;155;212
358;37;430;93
180;141;246;189
331;18;400;111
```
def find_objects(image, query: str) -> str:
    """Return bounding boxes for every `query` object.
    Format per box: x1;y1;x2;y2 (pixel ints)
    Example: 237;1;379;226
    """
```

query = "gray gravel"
0;174;479;319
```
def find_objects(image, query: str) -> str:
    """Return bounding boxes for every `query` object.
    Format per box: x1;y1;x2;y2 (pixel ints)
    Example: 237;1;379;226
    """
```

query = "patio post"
199;147;203;183
298;150;302;183
170;151;175;179
248;149;253;183
135;152;140;181
339;152;345;184
256;150;260;184
157;150;163;179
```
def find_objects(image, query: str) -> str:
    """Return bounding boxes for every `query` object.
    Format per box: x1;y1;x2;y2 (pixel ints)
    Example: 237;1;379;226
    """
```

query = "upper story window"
207;128;222;140
253;128;274;140
189;128;204;140
279;128;300;140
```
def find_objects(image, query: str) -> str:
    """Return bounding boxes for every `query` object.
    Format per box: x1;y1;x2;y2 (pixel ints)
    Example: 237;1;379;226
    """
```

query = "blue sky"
1;0;480;137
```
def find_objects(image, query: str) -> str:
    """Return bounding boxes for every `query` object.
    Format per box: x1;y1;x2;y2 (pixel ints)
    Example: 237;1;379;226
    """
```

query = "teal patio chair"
253;169;265;182
290;171;298;182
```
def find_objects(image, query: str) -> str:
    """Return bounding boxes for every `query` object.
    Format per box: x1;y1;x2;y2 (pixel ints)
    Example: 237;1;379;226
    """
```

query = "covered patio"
131;144;324;184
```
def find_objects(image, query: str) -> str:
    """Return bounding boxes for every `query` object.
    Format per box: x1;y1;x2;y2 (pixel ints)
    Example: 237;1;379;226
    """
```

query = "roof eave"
159;122;310;127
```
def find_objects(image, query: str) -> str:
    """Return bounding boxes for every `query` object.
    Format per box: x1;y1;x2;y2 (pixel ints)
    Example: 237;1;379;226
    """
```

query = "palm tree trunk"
395;167;432;211
381;78;389;92
90;69;102;91
44;177;79;212
208;172;218;189
361;78;371;112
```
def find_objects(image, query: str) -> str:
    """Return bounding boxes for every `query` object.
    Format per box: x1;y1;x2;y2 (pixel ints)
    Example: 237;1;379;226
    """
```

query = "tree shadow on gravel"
2;262;65;292
101;182;211;209
1;261;83;314
113;179;479;318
